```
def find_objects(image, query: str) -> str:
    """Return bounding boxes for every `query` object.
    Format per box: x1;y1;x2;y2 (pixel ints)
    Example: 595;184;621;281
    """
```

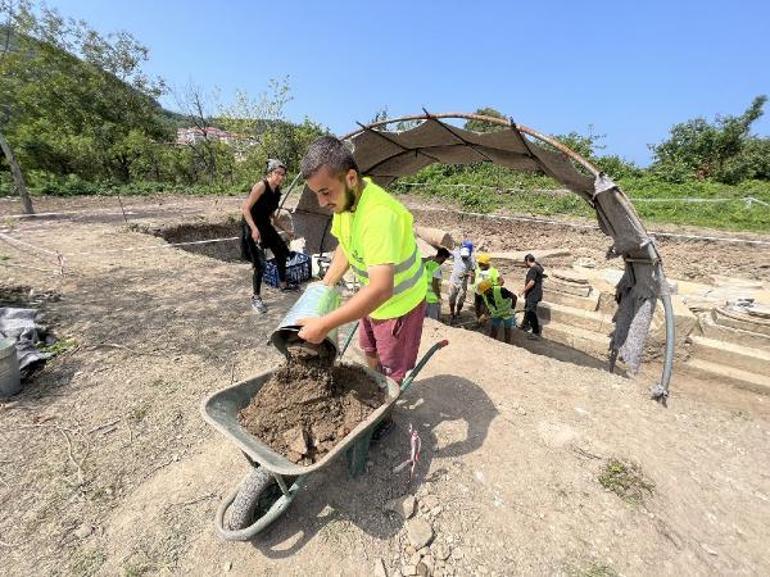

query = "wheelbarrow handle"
338;322;359;358
400;340;449;394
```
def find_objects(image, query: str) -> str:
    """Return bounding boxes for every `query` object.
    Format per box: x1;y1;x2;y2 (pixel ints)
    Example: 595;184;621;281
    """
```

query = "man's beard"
342;183;357;211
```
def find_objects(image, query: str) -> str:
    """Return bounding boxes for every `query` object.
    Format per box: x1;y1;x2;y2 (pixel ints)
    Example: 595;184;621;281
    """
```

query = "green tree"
218;79;326;184
1;0;33;211
594;154;640;179
464;107;508;133
552;127;606;160
650;95;768;183
0;0;169;190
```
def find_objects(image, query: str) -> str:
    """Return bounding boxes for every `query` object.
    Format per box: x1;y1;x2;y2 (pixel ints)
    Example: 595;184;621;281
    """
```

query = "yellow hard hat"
477;252;491;265
478;279;493;293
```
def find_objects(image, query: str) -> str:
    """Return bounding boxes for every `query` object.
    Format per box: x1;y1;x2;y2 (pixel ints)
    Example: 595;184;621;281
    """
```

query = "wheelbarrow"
200;338;448;541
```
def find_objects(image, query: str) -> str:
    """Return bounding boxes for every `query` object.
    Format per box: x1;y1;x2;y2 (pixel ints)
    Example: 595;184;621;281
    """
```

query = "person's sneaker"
527;333;542;341
251;295;267;314
280;282;300;292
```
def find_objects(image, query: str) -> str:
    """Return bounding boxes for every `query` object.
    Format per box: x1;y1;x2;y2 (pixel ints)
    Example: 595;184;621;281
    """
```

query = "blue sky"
51;0;770;166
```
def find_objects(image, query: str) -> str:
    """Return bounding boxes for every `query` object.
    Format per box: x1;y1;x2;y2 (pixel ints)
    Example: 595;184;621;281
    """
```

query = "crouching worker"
473;252;501;320
296;136;427;385
478;279;517;344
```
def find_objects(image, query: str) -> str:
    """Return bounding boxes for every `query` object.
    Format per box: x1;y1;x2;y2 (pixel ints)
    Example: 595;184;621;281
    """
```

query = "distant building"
176;127;236;145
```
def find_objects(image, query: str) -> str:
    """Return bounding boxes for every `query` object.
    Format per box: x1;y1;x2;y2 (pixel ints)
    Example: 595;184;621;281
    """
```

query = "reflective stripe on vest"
350;244;419;280
482;286;513;319
349;244;423;296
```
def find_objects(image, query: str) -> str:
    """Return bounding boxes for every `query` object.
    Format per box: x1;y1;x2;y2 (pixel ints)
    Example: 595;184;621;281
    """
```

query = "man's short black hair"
300;136;359;180
436;247;451;259
524;253;536;263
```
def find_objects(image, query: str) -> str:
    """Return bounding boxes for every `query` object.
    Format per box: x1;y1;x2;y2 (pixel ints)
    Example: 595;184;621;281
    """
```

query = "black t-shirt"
249;179;281;233
525;263;544;303
499;287;516;303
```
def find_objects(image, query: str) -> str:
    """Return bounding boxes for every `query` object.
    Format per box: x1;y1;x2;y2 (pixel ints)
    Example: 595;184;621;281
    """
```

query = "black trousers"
523;299;541;335
241;222;289;295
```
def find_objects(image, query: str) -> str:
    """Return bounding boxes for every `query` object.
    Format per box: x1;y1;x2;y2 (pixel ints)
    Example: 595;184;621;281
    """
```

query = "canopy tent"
291;112;675;403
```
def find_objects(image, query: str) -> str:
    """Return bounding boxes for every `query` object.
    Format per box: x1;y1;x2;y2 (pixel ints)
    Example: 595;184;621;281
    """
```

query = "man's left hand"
297;317;330;344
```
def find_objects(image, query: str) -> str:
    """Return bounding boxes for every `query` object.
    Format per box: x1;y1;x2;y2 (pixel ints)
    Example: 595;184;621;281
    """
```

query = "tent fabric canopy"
295;115;652;261
292;113;674;402
351;117;594;200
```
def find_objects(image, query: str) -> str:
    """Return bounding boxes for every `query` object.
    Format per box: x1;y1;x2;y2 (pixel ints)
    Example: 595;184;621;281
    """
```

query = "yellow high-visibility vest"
474;266;500;294
424;260;441;304
482;286;513;320
331;178;426;319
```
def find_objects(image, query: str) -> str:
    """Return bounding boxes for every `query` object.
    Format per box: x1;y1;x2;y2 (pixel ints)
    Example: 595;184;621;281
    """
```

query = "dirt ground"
2;193;769;283
1;195;769;577
405;204;770;285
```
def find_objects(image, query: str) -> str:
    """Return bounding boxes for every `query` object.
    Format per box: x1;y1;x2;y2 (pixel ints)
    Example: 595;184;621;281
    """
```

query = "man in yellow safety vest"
478;279;517;344
297;136;427;383
474;252;502;320
424;247;450;320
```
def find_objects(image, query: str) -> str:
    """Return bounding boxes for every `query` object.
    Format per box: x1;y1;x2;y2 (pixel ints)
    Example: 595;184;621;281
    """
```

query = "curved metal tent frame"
291;111;675;403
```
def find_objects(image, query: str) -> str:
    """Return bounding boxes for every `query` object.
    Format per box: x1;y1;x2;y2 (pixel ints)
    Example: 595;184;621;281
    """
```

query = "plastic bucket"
270;282;341;360
0;337;22;397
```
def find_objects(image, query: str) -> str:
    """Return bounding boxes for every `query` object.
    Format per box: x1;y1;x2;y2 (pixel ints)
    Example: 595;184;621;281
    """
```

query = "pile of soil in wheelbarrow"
238;359;387;465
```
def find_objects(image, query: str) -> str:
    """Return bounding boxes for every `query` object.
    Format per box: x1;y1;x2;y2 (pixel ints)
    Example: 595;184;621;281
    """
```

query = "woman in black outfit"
241;159;297;313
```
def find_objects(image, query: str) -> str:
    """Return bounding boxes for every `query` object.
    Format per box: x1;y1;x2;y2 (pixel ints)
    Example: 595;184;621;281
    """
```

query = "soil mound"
238;359;386;465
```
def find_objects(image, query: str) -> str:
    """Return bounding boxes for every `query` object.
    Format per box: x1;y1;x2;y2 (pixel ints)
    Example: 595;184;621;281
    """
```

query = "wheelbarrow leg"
344;340;449;478
346;429;374;477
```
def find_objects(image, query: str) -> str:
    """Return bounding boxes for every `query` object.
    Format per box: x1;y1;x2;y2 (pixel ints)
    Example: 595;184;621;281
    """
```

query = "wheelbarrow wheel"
226;468;291;531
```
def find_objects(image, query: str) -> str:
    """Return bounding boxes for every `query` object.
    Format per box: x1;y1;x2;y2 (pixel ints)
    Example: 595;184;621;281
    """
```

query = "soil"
238;359;386;464
405;201;770;285
0;194;768;577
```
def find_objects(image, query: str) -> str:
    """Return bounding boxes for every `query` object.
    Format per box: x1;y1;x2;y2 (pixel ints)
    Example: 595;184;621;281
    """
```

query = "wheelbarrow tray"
200;361;400;477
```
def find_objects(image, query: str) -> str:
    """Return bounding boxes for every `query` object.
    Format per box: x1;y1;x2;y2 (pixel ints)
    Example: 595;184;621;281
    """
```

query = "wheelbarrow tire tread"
226;467;276;531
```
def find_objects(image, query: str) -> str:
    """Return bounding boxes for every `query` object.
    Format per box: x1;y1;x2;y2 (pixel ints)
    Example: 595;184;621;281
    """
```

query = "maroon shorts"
358;300;426;383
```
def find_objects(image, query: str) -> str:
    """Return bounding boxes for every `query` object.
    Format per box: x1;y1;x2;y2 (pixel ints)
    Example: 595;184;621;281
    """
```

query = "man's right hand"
251;228;261;243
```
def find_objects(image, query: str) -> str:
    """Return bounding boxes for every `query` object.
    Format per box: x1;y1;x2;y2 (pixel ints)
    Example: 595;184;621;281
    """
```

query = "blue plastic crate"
264;252;311;288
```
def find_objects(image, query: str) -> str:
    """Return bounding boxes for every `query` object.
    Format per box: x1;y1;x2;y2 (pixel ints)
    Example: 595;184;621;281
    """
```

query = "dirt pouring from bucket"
238;357;386;465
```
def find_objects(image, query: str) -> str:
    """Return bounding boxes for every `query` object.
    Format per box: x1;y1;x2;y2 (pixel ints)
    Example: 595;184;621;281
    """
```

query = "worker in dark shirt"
520;253;544;340
240;159;298;314
477;279;517;344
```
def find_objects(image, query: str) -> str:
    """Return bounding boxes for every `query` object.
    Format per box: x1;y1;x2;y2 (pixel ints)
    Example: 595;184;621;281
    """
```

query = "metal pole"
278;172;303;211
